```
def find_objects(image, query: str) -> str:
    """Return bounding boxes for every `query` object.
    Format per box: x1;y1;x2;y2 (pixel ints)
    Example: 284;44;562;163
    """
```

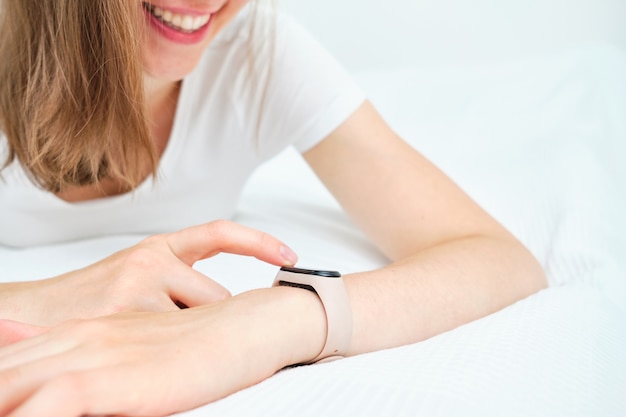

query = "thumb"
0;320;48;347
166;265;232;308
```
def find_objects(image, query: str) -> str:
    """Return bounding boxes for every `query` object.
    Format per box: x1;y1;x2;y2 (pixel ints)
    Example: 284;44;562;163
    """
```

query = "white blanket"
1;44;625;416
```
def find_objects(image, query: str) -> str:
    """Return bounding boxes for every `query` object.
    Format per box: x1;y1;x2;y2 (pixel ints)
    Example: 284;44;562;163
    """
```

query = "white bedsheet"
1;44;625;416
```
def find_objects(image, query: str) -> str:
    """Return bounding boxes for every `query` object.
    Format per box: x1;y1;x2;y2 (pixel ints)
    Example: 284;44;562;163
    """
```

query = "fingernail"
280;245;298;265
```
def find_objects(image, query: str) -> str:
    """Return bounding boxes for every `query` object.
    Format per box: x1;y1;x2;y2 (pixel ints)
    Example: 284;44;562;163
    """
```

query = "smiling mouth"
142;2;212;33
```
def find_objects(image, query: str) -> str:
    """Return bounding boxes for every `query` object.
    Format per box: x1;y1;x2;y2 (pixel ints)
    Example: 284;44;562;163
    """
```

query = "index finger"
166;220;298;267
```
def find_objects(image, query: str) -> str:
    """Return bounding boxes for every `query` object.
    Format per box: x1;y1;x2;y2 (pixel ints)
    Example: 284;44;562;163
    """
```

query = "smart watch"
273;266;353;364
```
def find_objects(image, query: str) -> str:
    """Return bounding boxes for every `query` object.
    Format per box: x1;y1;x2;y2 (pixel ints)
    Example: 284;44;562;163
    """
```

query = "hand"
0;287;327;417
0;322;44;348
0;220;299;327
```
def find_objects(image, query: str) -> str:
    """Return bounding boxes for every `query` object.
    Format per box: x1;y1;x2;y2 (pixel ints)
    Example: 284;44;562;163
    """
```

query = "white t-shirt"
0;9;365;247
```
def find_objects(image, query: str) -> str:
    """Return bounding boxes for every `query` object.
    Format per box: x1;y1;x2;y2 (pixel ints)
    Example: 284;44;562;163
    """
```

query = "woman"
0;0;546;416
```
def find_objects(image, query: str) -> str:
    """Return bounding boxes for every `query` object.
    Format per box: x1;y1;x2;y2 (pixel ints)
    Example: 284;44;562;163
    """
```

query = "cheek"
207;0;250;35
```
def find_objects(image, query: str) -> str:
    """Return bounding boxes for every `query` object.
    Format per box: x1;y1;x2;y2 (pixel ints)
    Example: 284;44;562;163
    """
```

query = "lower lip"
143;7;212;45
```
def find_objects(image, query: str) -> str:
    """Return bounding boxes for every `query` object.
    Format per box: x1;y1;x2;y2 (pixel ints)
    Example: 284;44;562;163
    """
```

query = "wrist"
232;286;327;369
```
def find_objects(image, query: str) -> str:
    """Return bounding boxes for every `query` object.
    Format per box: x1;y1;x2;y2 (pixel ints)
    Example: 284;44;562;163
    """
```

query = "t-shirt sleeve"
255;14;366;159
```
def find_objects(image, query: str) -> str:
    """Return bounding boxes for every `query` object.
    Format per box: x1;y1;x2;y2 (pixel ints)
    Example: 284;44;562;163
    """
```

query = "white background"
279;0;626;71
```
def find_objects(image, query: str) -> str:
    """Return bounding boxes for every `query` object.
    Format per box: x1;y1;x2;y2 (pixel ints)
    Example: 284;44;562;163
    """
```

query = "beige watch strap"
273;267;353;364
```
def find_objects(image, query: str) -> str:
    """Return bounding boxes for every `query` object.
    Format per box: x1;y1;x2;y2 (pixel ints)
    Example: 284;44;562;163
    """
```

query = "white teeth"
181;16;194;31
145;3;211;32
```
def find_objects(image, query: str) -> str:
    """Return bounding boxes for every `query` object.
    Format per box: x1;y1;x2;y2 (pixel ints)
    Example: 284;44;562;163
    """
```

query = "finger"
0;333;71;371
5;372;92;417
0;321;47;347
167;220;298;266
7;367;184;417
1;321;107;372
165;266;231;307
0;358;62;416
0;350;101;416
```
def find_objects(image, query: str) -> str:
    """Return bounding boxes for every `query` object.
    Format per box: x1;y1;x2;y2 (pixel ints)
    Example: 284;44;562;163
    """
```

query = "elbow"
523;250;548;295
501;235;548;301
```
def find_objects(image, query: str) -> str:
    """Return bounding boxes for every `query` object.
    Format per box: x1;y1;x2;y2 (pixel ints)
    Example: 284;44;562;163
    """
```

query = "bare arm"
0;102;547;416
303;101;546;354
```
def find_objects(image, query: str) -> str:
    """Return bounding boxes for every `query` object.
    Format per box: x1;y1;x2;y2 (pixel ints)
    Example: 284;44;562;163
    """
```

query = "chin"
143;52;203;82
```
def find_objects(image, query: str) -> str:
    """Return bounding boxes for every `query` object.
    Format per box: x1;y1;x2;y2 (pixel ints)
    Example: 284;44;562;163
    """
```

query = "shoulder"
180;6;364;160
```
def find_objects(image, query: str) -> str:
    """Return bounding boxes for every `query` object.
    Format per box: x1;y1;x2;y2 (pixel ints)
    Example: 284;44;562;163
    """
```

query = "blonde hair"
0;1;273;193
0;0;156;192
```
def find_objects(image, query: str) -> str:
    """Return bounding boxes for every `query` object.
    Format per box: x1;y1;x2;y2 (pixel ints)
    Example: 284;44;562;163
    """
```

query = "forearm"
263;233;545;367
343;234;546;355
0;237;546;413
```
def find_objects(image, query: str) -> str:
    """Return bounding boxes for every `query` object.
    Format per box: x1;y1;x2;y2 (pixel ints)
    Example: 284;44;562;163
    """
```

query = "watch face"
279;266;341;278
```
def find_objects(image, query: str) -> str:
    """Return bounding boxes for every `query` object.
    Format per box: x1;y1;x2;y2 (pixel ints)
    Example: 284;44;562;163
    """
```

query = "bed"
2;4;625;417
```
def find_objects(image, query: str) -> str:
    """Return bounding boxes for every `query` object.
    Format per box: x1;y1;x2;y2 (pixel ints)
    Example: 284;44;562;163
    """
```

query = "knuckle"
65;319;110;338
257;231;275;250
122;246;157;270
140;234;165;245
106;276;142;301
0;368;21;391
106;250;170;311
206;219;232;239
104;287;157;314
